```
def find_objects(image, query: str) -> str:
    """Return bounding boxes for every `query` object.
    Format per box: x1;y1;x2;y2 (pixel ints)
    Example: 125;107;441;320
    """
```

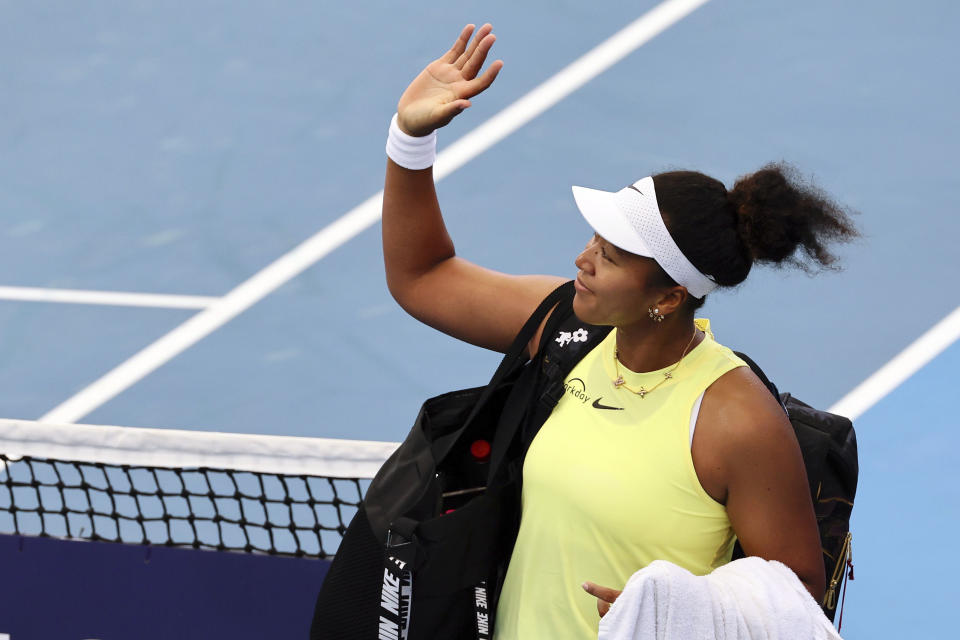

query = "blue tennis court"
1;0;957;636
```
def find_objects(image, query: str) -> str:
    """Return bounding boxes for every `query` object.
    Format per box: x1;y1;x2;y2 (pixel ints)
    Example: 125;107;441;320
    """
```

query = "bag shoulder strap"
487;284;611;479
535;293;612;412
432;280;575;466
475;279;573;408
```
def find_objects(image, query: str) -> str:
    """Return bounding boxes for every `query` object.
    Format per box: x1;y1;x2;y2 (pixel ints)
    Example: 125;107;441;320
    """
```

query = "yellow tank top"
493;319;746;639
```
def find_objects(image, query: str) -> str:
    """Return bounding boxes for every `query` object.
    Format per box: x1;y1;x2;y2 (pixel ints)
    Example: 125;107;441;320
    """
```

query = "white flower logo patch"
555;328;588;348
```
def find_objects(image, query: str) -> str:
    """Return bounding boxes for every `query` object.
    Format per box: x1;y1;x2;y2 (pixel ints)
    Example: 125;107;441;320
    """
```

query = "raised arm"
383;24;565;355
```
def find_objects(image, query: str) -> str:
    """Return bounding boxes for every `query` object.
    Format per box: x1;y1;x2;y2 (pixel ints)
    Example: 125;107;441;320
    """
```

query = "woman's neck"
614;316;703;373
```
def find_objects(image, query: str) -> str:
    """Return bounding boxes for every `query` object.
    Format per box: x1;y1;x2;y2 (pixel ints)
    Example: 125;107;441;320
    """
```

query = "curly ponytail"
728;163;858;269
651;162;858;309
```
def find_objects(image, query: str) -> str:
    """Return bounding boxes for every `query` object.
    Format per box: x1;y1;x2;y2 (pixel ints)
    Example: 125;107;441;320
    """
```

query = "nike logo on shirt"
591;398;623;411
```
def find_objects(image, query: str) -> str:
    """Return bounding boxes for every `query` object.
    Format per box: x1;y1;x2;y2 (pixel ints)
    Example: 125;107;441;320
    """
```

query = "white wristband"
385;113;437;170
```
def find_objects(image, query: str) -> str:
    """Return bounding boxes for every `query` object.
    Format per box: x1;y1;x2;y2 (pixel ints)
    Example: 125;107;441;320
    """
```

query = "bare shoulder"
699;364;793;447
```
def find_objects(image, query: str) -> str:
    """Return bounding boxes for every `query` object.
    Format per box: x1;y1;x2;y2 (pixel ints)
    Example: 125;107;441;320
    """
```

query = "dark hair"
650;162;859;310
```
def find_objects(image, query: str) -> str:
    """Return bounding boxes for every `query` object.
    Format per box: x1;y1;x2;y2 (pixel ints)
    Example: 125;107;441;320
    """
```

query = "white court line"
39;0;712;424
434;0;712;178
828;304;960;421
0;285;218;309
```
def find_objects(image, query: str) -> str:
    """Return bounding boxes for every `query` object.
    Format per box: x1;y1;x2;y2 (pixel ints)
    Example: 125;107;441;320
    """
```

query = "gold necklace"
613;326;700;398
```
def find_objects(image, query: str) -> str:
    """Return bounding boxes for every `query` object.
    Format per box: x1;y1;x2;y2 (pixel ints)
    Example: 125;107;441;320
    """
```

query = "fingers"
461;32;496;79
582;581;622;618
455;23;493;69
597;599;611;618
442;24;475;63
462;59;503;97
437;99;471;121
430;99;471;130
582;581;620;603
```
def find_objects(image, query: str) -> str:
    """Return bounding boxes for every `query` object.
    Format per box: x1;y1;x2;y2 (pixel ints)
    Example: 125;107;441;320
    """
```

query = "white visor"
572;176;718;299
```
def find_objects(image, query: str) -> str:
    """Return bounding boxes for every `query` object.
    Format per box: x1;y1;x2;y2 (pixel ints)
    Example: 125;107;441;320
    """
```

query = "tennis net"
0;419;398;558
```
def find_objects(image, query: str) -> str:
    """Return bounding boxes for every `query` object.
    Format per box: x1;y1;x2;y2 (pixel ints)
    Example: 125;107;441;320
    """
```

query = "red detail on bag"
470;440;491;462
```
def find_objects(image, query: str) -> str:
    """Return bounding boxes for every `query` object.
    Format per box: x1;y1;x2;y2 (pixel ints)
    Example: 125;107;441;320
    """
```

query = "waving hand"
383;21;564;358
396;24;503;137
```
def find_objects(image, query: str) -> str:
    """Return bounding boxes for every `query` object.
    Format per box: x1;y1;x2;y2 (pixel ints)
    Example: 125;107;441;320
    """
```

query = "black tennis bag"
309;282;601;640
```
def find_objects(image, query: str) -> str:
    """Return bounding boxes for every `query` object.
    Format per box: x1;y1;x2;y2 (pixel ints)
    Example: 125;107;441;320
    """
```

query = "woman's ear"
654;286;688;317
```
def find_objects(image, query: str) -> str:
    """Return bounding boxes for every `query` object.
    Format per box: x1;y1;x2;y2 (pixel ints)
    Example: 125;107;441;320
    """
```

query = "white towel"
598;557;843;640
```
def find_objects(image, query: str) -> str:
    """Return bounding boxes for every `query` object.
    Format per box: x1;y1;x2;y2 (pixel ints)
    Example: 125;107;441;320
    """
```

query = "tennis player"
382;23;857;638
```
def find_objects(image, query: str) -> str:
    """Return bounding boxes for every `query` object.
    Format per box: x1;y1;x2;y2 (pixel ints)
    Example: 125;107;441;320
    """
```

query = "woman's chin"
571;294;600;325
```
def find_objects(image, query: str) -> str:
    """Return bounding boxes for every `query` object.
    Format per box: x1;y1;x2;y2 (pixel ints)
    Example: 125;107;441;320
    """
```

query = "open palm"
397;24;503;137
